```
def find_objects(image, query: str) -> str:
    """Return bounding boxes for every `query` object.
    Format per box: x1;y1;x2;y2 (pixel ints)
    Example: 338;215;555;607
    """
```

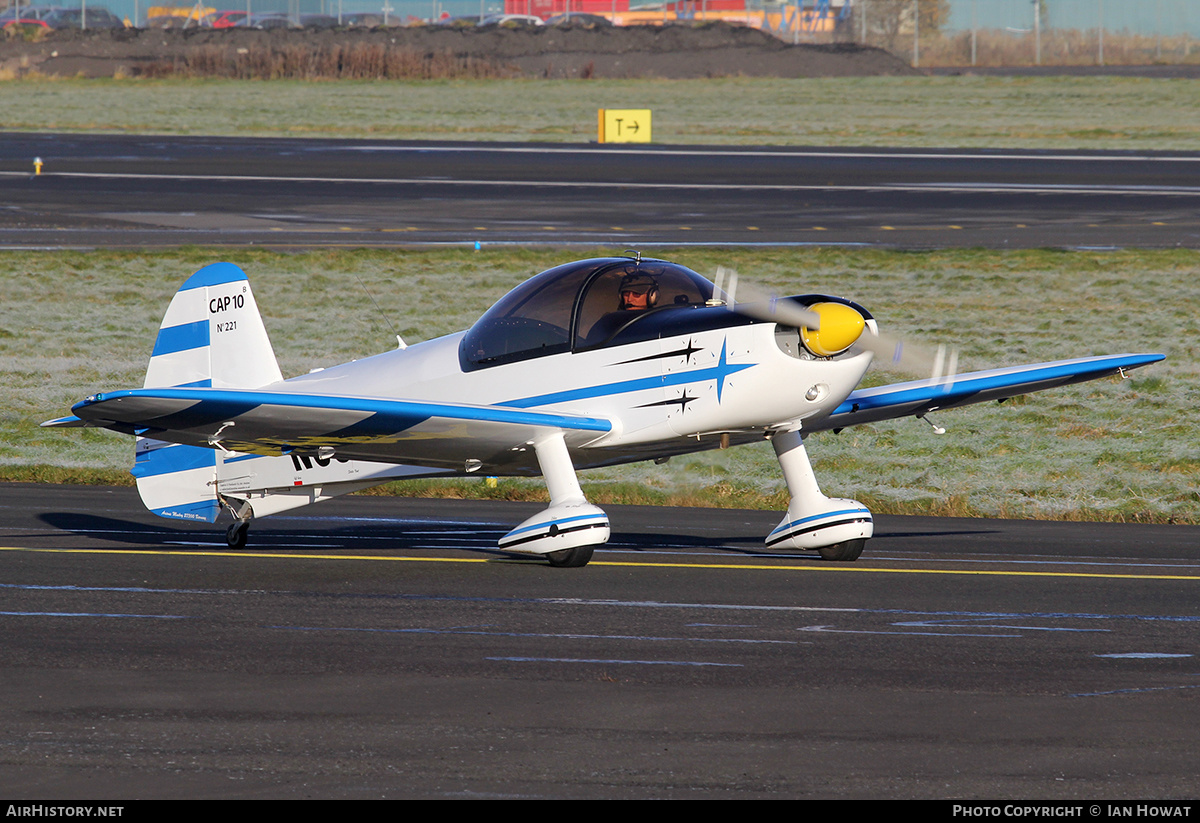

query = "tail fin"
144;262;282;390
136;263;282;523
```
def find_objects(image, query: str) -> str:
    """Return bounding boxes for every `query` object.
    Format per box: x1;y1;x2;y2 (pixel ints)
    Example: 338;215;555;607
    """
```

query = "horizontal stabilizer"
810;353;1164;432
132;439;219;522
40;415;86;428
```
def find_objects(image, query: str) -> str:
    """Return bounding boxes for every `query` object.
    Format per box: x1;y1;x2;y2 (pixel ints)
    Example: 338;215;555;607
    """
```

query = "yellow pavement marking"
2;546;1198;581
0;546;486;563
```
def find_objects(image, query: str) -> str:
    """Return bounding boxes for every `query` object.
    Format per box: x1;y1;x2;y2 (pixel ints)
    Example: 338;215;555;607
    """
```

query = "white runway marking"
485;656;743;667
5;171;1198;197
0;610;189;619
340;145;1200;165
1096;652;1193;659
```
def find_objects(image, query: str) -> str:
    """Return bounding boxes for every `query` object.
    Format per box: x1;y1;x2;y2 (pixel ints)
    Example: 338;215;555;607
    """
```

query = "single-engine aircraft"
45;255;1163;567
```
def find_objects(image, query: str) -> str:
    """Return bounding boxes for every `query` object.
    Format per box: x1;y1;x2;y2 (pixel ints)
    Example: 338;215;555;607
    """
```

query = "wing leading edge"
62;387;613;470
808;353;1164;433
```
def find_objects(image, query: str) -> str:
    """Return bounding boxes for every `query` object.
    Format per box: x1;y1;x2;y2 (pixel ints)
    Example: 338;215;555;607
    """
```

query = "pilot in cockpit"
580;270;661;346
617;272;658;312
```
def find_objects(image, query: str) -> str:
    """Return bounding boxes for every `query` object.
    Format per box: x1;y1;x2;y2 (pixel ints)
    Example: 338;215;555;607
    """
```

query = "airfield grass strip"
4;246;1197;525
0;75;1197;150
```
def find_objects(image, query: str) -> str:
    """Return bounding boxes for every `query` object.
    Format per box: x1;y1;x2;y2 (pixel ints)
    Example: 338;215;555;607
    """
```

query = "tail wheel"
226;520;250;550
546;545;594;568
817;538;865;562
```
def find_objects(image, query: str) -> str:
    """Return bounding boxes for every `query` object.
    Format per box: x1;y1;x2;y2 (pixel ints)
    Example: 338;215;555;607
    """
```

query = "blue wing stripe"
833;353;1164;416
75;388;613;433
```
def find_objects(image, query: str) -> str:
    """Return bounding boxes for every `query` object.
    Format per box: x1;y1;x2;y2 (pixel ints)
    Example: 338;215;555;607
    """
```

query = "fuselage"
280;300;873;475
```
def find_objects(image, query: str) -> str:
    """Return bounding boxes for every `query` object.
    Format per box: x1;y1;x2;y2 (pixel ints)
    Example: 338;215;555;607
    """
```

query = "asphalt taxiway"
3;484;1198;798
4;134;1197;798
2;134;1198;249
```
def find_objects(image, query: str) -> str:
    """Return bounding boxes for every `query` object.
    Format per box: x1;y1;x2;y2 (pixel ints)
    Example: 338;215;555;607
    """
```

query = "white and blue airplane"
44;254;1162;567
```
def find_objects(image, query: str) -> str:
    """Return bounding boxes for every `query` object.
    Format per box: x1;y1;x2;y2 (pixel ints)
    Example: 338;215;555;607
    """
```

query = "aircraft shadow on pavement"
40;511;185;545
612;530;775;557
38;512;999;562
38;510;513;559
37;511;836;561
611;525;999;557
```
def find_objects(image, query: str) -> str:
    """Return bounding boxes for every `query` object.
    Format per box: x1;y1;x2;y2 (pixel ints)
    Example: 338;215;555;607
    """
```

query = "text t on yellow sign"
598;109;652;143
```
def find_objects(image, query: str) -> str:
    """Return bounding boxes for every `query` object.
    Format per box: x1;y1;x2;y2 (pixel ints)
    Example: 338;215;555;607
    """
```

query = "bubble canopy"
459;257;719;371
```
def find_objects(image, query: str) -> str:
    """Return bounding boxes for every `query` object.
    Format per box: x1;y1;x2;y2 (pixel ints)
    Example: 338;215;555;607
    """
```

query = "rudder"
136;263;283;522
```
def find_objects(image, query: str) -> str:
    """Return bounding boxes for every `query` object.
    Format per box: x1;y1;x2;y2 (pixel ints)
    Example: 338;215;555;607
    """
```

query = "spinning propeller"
712;266;958;386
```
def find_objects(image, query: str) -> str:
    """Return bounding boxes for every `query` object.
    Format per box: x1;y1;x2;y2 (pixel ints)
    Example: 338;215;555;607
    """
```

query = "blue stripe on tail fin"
136;263;282;522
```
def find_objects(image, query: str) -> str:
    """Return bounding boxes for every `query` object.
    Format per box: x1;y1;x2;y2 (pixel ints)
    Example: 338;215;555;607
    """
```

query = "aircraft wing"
806;353;1164;433
51;387;613;471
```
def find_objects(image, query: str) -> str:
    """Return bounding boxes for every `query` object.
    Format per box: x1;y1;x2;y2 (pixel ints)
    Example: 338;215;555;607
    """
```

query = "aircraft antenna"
355;273;406;350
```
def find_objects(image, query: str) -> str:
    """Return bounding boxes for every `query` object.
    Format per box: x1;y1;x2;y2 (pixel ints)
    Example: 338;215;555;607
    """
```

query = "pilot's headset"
618;271;658;310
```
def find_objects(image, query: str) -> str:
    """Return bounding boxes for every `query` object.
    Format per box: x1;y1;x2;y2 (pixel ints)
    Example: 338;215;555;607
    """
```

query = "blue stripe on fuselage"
503;341;754;408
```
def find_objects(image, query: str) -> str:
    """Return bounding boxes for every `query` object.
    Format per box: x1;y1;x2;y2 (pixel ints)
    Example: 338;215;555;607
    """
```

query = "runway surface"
5;133;1198;798
2;133;1199;249
3;483;1199;798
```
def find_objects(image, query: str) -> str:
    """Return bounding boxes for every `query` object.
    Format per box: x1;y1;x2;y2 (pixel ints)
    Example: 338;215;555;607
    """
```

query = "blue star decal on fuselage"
713;339;751;403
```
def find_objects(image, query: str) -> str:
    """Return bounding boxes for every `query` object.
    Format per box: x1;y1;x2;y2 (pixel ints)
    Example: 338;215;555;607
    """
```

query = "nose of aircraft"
799;302;867;357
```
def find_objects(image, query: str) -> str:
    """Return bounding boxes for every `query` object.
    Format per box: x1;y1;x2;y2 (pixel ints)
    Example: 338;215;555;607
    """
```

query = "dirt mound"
1;22;918;79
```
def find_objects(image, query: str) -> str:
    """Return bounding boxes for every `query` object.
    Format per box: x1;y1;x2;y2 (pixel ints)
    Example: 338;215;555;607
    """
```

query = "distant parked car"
0;5;61;23
1;16;50;32
207;10;247;28
298;13;338;29
42;6;124;28
544;12;612;27
245;12;299;29
478;14;542;27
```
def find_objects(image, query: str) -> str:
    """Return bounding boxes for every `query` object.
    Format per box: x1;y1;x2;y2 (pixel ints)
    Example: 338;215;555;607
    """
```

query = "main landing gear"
766;428;872;561
497;431;610;568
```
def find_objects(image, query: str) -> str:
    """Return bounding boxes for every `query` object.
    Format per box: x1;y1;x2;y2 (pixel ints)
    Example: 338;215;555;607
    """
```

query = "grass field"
6;246;1196;523
1;75;1198;149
